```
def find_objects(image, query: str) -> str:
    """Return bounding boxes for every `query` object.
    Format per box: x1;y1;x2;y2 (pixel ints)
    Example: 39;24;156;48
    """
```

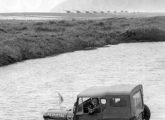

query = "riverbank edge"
1;16;165;66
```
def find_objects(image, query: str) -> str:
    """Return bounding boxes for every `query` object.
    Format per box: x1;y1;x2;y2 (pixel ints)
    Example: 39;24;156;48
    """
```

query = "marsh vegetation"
0;16;165;66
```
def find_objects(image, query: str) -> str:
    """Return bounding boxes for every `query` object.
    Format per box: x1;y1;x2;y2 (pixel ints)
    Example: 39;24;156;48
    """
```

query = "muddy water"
0;42;165;120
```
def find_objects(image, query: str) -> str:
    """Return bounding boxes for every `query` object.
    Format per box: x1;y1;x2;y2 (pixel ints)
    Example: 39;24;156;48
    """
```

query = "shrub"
121;27;165;42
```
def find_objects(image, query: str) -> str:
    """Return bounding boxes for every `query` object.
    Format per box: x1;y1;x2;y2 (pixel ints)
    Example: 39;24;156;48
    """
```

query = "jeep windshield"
76;97;107;115
76;97;91;114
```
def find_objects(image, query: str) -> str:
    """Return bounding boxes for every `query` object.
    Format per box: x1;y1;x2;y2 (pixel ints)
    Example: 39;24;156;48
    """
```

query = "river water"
0;42;165;120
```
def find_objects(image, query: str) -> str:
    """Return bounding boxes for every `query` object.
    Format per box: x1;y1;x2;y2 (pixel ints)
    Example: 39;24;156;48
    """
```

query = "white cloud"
21;0;42;11
0;0;66;12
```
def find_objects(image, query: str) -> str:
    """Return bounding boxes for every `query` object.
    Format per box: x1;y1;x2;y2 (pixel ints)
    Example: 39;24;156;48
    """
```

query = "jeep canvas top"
77;84;143;97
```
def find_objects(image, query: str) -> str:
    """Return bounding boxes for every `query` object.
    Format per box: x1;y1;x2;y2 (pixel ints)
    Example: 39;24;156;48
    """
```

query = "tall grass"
121;27;165;42
0;17;165;66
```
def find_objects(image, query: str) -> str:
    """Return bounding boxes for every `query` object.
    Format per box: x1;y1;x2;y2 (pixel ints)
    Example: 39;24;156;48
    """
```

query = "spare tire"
143;104;151;120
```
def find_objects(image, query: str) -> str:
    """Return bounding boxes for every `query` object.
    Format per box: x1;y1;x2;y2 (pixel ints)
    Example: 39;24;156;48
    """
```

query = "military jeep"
43;84;151;120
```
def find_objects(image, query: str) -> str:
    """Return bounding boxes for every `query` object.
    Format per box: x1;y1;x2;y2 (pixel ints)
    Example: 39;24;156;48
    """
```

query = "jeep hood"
43;109;73;120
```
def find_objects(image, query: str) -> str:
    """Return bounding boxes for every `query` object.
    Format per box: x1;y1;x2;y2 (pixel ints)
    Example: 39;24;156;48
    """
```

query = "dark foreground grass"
1;16;165;66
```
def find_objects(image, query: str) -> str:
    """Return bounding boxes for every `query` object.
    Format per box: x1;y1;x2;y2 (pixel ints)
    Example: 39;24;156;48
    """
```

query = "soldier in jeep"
88;98;101;114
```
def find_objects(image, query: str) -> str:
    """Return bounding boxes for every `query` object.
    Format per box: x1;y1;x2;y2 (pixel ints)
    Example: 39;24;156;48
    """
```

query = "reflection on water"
0;42;165;120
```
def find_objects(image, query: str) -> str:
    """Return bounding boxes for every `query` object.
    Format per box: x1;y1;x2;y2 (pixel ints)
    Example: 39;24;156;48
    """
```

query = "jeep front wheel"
143;104;151;120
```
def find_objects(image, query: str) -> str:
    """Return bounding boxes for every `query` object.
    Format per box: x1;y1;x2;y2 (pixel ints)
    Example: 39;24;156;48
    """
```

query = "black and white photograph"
0;0;165;120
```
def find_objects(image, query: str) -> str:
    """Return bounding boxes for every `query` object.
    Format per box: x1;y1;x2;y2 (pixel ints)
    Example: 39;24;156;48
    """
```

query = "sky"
53;0;165;13
0;0;66;12
1;0;165;13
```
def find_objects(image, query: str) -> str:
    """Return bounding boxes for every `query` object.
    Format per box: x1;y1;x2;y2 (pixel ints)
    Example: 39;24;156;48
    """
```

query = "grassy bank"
1;16;165;66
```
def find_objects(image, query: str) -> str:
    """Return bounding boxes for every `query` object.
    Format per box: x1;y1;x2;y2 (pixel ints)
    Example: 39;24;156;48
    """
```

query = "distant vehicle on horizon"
92;11;98;14
73;10;81;14
84;11;91;14
65;10;72;14
100;11;105;14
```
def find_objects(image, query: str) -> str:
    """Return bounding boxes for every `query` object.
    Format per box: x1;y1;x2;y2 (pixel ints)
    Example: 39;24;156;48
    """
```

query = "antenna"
58;93;64;109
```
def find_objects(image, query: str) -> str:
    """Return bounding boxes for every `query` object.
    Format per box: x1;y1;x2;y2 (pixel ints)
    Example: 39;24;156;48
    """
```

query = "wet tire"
143;104;151;120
